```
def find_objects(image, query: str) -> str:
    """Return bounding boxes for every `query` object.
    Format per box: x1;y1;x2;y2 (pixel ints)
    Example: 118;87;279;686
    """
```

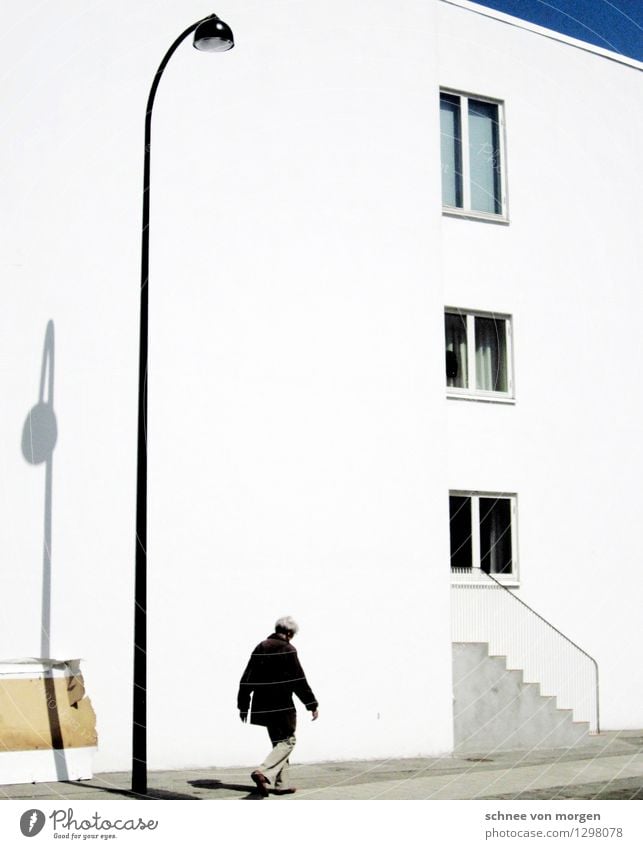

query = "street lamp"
133;12;234;796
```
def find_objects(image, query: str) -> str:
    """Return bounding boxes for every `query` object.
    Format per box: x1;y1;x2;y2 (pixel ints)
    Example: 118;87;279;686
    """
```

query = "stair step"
453;643;590;753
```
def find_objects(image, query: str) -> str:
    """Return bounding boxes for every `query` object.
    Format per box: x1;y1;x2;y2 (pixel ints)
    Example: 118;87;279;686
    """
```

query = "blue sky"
473;0;643;61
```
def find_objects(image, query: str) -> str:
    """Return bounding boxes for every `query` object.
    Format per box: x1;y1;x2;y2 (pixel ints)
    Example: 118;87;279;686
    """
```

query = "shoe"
250;770;270;797
273;787;297;795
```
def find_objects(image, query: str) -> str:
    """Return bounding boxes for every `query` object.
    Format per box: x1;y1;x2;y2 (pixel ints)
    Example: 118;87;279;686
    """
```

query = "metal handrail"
451;568;600;733
484;571;600;734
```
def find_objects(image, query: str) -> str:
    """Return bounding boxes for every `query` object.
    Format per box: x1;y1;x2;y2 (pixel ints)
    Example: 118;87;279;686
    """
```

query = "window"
440;90;506;218
445;308;513;399
449;492;517;581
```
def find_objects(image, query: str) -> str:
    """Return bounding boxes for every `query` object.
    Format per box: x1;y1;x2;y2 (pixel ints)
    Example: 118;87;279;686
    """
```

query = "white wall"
439;1;643;729
0;0;147;771
146;0;453;768
0;0;454;772
3;0;638;776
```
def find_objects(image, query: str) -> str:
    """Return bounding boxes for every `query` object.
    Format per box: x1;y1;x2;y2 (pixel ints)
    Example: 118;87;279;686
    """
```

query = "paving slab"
0;730;641;801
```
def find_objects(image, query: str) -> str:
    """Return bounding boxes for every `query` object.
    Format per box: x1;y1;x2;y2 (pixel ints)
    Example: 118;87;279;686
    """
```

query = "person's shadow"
21;320;68;779
189;778;266;800
59;781;201;800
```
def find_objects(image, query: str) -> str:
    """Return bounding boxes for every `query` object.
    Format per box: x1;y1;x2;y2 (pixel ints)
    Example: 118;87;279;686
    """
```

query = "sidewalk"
1;731;641;801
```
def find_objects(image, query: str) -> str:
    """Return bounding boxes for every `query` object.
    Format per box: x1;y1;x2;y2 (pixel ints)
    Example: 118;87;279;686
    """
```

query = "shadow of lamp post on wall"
21;319;69;779
133;13;234;796
21;319;57;661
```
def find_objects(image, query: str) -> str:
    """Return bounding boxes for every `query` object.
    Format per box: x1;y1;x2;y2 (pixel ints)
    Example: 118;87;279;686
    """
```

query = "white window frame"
440;88;508;222
449;491;519;586
445;307;515;402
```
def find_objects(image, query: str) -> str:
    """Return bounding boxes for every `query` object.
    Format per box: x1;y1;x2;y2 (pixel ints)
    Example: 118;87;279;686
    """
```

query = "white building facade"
0;0;641;775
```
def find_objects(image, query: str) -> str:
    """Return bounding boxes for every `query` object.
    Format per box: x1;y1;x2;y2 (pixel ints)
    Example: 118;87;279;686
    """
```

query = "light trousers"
259;729;296;788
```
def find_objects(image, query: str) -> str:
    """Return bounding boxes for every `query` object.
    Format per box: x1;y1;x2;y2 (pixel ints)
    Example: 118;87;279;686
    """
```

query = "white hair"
275;616;299;635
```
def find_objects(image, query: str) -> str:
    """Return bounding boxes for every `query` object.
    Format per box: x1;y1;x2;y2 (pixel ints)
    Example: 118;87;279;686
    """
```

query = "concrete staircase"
453;642;590;754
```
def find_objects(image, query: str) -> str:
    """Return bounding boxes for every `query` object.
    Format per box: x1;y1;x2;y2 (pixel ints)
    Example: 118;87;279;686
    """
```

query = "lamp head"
193;14;234;52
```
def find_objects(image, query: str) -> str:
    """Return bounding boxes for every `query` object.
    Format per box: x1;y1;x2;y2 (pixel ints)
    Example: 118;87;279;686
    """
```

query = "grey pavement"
1;731;641;801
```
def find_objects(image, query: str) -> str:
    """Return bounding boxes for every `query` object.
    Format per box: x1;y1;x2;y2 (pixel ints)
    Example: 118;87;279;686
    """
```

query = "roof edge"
440;0;643;71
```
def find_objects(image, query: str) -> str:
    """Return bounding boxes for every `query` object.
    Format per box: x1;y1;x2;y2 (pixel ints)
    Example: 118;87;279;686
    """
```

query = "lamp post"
133;12;234;796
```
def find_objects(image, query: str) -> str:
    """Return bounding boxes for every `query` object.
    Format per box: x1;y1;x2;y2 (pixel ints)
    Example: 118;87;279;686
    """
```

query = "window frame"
445;307;515;402
449;490;519;586
440;88;509;222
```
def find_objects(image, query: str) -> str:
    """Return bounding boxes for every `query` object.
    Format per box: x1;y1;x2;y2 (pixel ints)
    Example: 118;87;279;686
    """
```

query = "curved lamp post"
134;12;234;796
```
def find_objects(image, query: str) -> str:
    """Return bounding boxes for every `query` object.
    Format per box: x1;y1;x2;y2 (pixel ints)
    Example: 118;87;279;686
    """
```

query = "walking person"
238;616;319;796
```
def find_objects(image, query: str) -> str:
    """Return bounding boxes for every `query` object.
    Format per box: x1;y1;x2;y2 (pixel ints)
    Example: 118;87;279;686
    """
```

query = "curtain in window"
449;495;472;571
445;312;468;388
468;99;501;214
480;498;512;574
440;94;462;207
475;316;507;392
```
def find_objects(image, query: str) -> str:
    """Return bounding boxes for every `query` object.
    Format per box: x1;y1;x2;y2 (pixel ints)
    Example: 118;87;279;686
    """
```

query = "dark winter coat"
237;633;318;734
